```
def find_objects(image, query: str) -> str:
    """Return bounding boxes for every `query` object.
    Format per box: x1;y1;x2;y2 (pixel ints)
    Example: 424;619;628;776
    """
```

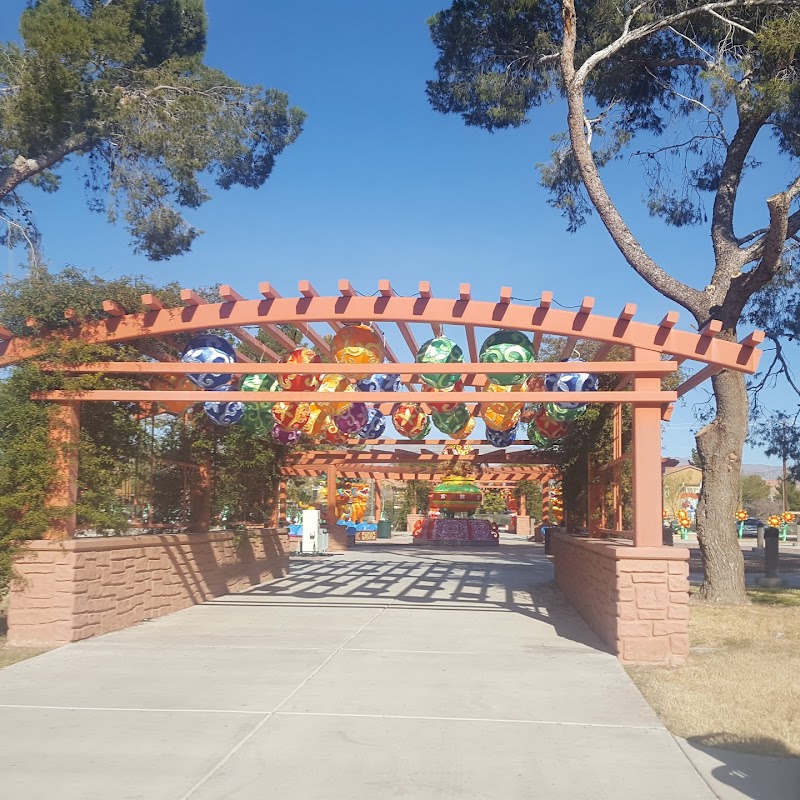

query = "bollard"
756;523;765;549
757;527;785;588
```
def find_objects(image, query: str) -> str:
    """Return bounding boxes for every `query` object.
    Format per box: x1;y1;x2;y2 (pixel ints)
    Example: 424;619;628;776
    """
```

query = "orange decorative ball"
302;404;331;437
423;379;464;413
332;324;384;377
450;415;476;440
532;405;570;440
324;417;350;445
482;384;524;431
279;348;322;391
272;401;311;431
316;373;355;415
149;376;195;415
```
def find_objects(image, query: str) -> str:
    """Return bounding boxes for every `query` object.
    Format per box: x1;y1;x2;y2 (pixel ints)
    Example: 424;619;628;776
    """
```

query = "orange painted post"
278;479;287;526
326;466;347;551
374;479;382;520
189;454;211;533
47;401;80;539
632;349;665;547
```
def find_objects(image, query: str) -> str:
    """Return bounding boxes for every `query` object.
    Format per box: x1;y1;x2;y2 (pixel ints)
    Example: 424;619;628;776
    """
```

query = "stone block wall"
8;529;289;646
551;532;689;665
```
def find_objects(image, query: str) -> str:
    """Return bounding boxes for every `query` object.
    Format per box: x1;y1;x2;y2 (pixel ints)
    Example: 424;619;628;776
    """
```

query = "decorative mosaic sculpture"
332;324;384;377
316;373;355;415
479;330;535;385
278;347;322;392
358;407;386;439
333;402;369;434
272;401;311;431
393;403;429;438
416;336;464;389
356;373;401;393
181;333;236;390
203;384;245;426
423;379;464;413
486;426;517;447
272;426;302;446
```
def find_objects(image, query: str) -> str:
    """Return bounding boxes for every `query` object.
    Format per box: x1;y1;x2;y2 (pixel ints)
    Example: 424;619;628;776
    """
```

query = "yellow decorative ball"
332;324;384;377
272;401;311;431
316;373;355;415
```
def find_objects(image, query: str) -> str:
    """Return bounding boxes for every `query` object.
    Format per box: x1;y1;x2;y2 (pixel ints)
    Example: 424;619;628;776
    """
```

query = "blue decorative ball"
544;359;598;409
203;384;245;426
356;373;401;393
182;334;237;390
358;407;386;439
486;426;518;447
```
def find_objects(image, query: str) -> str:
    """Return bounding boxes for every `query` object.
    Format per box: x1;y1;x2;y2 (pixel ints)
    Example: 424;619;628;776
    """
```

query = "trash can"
377;520;392;539
346;525;357;548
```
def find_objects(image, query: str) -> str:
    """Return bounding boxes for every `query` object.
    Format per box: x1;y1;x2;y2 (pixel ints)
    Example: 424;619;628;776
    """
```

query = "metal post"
757;527;785;588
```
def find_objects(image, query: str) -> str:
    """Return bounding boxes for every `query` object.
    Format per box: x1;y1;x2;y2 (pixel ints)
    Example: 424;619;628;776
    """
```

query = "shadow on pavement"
206;545;609;655
683;734;800;800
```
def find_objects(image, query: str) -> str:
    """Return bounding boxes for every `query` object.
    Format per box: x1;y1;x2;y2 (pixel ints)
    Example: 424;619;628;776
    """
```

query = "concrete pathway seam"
179;603;391;800
0;703;270;715
275;710;665;731
673;734;726;800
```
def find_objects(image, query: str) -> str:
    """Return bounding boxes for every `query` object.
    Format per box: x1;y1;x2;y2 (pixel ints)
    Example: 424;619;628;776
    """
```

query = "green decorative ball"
545;402;585;422
527;425;555;448
241;374;280;406
241;404;276;436
479;330;535;386
432;405;471;436
416;337;464;389
408;416;432;440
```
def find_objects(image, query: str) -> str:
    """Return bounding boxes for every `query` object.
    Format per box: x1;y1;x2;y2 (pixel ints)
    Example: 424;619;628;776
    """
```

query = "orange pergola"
0;279;764;549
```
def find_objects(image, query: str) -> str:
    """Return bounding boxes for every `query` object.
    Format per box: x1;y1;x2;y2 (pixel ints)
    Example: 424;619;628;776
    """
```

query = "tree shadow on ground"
683;735;800;800
207;548;609;655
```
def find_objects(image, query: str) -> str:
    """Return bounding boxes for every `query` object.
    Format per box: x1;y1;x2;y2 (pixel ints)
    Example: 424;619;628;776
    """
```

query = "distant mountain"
741;464;784;480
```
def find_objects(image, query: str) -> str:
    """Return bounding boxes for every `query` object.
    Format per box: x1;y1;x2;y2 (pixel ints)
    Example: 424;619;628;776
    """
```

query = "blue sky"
0;0;793;462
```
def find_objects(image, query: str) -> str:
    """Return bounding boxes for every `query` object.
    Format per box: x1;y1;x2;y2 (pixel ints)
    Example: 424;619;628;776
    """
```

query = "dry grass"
0;636;51;669
628;588;800;758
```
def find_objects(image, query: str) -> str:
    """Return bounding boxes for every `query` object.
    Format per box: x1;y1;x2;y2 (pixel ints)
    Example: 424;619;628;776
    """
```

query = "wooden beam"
141;294;165;310
103;300;126;317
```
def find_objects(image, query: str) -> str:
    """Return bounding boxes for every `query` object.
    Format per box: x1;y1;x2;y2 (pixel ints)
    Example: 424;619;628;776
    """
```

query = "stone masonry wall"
552;532;689;665
8;529;289;646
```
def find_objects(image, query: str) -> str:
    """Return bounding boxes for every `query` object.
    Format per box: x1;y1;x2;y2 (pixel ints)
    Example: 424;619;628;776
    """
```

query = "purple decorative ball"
333;402;369;433
271;426;301;446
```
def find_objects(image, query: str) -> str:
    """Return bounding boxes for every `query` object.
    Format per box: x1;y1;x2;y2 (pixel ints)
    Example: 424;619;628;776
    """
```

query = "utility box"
302;509;321;554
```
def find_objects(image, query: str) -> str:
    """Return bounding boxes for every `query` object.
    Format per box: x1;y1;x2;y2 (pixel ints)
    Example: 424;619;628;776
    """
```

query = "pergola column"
632;349;664;547
326;466;347;551
47;401;80;539
189;452;211;533
374;479;382;520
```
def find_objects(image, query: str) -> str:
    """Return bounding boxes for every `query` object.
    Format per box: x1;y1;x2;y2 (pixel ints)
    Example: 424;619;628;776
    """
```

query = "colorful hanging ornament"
203;384;245;426
479;330;535;386
432;405;471;436
302;404;331;437
278;348;322;392
544;360;598;409
450;415;476;440
423;379;464;413
533;404;571;440
241;403;275;436
181;333;236;390
272;401;311;431
241;373;279;399
416;336;464;389
486;426;517;447
520;403;538;424
408;415;433;440
358;407;386;439
356;373;401;393
482;383;524;431
316;373;355;415
149;376;195;415
332;324;384;377
545;401;585;422
527;424;557;448
324;418;350;445
272;426;302;446
333;402;369;433
393;403;429;438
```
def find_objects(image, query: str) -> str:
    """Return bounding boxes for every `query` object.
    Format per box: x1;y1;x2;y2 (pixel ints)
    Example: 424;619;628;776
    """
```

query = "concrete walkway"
0;539;721;799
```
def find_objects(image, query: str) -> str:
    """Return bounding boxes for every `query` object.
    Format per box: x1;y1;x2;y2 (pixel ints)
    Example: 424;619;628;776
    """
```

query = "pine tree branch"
0;133;93;201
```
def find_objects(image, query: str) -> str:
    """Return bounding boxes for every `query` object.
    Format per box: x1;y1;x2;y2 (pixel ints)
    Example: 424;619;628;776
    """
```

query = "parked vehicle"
736;517;761;537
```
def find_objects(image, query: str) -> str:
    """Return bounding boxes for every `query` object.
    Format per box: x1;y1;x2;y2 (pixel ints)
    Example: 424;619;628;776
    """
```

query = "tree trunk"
694;368;749;604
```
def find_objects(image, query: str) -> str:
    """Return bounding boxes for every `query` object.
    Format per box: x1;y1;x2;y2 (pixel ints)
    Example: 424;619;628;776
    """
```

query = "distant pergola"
0;279;764;550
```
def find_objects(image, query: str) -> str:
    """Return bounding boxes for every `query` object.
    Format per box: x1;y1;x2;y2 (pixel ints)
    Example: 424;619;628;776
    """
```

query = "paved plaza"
0;538;794;799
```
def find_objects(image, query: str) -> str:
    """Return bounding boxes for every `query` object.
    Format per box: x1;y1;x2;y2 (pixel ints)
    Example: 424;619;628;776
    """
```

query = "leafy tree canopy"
0;0;305;260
